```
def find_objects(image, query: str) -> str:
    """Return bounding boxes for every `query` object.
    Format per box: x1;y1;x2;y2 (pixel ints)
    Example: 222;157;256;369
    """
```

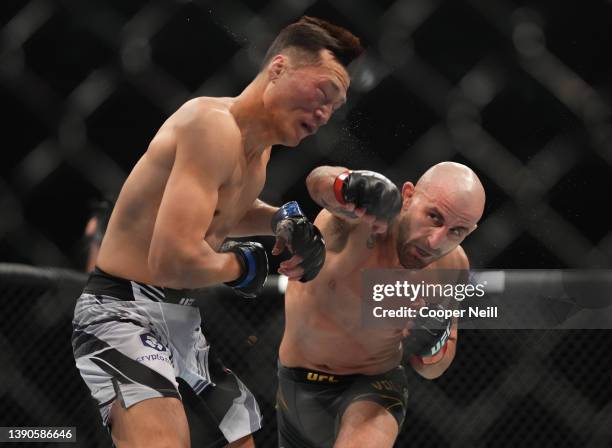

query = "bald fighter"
72;17;363;448
277;162;486;447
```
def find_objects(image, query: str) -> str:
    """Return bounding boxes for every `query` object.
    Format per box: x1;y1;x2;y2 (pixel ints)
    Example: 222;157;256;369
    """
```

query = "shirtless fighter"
71;17;363;448
277;162;486;447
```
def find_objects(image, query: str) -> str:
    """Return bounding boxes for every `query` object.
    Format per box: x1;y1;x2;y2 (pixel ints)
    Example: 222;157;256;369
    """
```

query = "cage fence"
1;0;611;446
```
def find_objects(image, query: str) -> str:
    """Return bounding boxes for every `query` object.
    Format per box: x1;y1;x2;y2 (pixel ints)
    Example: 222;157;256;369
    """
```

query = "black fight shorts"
276;363;409;448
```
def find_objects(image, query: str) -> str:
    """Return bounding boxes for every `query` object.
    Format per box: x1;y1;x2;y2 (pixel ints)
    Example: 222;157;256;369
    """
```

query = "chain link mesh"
1;0;611;446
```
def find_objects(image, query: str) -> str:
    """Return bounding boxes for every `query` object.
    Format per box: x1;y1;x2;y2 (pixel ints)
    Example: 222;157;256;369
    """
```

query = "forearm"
410;321;458;380
150;241;242;289
306;166;349;209
228;199;278;237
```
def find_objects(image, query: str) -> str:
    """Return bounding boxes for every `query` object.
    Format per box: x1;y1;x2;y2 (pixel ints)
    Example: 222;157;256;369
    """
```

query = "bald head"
414;162;486;224
394;162;485;267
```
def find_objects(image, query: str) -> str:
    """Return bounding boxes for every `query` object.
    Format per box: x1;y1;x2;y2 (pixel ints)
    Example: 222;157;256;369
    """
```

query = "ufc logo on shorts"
179;298;195;306
306;372;339;383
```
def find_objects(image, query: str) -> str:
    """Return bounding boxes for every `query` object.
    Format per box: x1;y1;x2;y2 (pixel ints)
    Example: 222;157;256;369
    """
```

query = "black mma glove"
403;303;452;360
333;170;402;222
271;201;326;282
221;241;268;298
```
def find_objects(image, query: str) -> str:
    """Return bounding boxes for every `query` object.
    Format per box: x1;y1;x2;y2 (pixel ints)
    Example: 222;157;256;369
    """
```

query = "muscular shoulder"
451;245;469;269
426;246;470;285
313;209;373;254
435;245;470;270
171;98;240;175
175;98;239;142
314;209;354;253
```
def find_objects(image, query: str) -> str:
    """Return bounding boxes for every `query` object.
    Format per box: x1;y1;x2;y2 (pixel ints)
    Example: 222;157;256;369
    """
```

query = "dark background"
1;0;611;446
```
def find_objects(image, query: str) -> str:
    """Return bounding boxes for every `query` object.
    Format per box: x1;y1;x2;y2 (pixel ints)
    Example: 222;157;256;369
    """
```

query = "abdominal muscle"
280;270;405;376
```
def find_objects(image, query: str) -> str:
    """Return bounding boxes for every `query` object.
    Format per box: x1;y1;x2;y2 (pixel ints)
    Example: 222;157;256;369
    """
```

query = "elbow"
147;246;192;288
306;167;327;206
305;169;319;199
148;254;177;287
148;243;224;289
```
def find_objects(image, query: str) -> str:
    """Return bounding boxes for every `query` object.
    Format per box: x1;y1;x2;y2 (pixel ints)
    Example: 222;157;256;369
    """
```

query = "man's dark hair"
261;16;363;69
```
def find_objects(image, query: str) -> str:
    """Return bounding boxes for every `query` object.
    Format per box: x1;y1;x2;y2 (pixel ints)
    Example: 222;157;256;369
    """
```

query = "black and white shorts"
72;267;262;446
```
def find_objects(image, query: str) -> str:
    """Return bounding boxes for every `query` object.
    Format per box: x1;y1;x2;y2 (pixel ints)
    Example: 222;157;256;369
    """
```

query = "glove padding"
271;201;326;282
221;241;268;298
403;303;452;359
335;170;402;222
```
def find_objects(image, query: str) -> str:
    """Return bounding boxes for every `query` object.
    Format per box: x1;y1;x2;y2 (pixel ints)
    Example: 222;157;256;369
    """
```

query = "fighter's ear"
267;54;288;80
401;182;415;209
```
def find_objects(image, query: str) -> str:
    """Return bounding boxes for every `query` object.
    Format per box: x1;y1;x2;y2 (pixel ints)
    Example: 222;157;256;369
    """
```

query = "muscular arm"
307;166;398;238
409;248;468;379
302;165;363;252
313;208;355;254
310;168;390;272
148;109;242;289
227;199;278;237
307;165;360;221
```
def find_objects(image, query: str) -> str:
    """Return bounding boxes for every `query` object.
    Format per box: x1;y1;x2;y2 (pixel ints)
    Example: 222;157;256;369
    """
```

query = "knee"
341;401;394;427
334;402;398;448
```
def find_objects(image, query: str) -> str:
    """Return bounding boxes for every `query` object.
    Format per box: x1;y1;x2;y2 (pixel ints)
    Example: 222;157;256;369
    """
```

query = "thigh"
110;396;189;448
276;366;346;448
334;367;409;448
179;349;262;448
334;401;398;448
73;299;181;425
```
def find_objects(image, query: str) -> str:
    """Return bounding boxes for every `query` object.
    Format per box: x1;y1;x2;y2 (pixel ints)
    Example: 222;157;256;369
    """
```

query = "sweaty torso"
280;220;458;376
96;97;270;284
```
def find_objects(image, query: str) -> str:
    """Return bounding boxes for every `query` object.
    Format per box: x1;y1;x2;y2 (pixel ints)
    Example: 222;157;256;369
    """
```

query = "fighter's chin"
281;128;304;147
398;255;427;269
398;245;431;269
283;138;301;147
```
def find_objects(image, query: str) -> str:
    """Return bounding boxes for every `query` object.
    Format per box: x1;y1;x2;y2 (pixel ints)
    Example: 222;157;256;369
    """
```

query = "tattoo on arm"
366;234;377;249
322;214;351;253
